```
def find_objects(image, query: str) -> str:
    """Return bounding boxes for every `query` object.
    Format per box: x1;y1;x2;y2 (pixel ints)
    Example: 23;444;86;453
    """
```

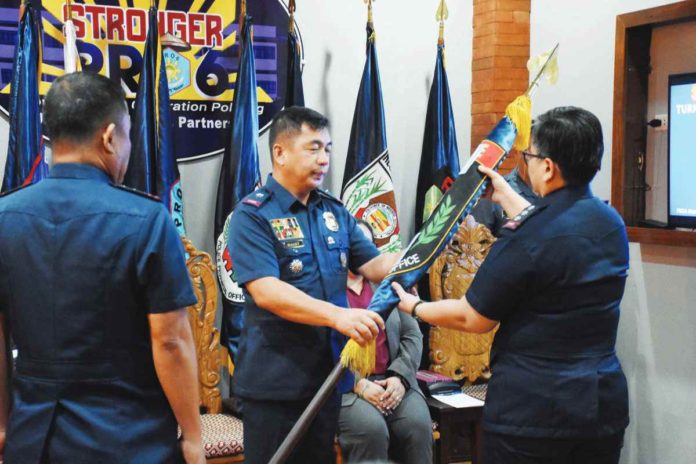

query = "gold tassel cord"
340;338;376;378
505;95;532;151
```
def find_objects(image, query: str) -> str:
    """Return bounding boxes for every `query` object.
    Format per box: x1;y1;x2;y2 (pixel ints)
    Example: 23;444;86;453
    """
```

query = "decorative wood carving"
182;237;227;414
429;215;499;383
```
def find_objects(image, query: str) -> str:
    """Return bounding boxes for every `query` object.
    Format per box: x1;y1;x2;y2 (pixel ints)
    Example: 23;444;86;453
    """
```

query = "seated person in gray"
338;220;432;464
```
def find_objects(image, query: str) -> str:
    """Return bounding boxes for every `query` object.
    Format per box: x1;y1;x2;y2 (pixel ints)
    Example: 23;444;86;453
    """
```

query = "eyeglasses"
521;150;547;165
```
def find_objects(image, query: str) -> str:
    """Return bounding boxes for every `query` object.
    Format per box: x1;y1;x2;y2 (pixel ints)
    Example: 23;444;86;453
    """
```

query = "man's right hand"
181;437;205;464
334;309;384;346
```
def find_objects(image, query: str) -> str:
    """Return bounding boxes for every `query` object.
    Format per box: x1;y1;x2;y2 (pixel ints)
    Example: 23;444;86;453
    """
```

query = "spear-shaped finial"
436;0;448;45
526;43;559;97
364;0;376;42
289;0;296;33
365;0;374;27
239;0;247;36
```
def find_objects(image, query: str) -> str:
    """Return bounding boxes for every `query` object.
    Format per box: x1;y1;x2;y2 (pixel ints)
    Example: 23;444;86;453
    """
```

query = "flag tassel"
340;339;376;378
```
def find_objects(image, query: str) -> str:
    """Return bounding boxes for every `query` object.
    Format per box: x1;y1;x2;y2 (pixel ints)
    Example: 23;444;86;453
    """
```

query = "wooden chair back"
182;237;227;414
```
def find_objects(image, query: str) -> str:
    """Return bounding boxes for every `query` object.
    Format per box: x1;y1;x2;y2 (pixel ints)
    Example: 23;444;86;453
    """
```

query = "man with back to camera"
394;106;630;464
0;72;204;463
227;106;401;463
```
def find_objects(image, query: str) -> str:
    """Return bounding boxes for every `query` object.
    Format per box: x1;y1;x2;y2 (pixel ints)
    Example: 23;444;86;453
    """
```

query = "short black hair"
43;72;128;144
531;106;604;187
268;106;329;155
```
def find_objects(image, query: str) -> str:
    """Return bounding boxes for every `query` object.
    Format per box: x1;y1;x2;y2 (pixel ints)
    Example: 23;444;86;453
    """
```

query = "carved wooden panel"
429;215;499;383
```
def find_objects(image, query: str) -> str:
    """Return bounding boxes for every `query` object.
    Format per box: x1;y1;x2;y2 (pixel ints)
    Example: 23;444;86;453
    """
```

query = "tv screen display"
668;73;696;229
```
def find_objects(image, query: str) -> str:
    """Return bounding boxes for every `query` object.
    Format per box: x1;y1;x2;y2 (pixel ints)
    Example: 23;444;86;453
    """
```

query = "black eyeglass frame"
521;150;548;165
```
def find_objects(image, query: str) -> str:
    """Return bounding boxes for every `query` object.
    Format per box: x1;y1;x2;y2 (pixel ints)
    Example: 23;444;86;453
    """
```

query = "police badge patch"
323;211;339;232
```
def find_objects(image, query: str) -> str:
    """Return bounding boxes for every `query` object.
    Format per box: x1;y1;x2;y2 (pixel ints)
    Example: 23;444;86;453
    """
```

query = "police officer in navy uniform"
394;107;630;464
228;107;399;464
0;73;205;464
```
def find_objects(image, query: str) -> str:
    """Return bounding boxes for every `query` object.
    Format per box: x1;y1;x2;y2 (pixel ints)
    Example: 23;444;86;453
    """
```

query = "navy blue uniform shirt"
467;185;630;438
228;175;380;400
0;163;196;463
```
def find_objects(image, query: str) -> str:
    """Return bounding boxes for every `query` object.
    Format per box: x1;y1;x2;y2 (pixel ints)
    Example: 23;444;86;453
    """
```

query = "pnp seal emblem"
340;252;348;269
362;203;397;240
323;211;339;232
289;259;303;274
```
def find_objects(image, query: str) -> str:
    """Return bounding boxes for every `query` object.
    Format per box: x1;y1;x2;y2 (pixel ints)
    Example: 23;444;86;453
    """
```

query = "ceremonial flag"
415;45;459;227
285;0;304;107
214;13;261;361
413;10;460;365
341;10;401;253
2;0;46;193
62;1;81;74
124;6;185;235
341;45;560;376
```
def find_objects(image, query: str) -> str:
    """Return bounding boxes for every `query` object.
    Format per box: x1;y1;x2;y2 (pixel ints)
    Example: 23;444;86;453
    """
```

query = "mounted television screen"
668;73;696;229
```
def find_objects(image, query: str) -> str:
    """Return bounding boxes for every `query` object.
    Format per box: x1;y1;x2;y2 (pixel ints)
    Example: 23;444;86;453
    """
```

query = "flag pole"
268;363;344;464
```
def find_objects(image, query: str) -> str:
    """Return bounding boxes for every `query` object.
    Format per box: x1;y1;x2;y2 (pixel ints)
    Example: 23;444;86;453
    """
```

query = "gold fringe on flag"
340;338;376;379
505;95;532;151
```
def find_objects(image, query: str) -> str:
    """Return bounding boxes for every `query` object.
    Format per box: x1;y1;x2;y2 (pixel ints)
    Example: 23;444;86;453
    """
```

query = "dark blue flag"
124;6;185;235
340;19;401;254
215;15;261;362
285;1;304;107
2;0;47;192
415;43;460;227
414;40;461;367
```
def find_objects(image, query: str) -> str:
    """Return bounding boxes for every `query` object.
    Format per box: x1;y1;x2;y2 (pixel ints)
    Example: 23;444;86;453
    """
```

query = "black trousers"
242;395;340;464
483;431;624;464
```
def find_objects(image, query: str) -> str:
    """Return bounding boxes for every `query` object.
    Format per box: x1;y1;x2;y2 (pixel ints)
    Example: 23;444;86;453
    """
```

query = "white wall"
179;0;474;256
531;1;696;463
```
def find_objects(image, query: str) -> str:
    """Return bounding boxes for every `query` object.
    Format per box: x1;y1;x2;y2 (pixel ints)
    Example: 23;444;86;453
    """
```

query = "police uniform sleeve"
465;236;536;322
136;206;197;313
227;208;280;284
346;215;380;273
0;254;8;313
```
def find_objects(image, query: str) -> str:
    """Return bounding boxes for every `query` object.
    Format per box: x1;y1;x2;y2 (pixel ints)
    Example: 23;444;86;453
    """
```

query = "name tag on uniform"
270;217;305;249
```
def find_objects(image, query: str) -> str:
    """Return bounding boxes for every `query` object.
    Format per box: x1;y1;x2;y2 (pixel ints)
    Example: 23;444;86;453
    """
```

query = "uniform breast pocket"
325;232;350;272
276;244;313;283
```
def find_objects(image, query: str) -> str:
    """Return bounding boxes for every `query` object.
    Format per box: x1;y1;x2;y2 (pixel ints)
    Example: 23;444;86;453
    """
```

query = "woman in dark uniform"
393;107;629;464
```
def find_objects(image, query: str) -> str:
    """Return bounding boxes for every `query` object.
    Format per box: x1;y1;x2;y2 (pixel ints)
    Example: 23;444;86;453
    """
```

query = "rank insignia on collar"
289;259;304;274
270;217;304;241
340;252;348;269
323;211;339;232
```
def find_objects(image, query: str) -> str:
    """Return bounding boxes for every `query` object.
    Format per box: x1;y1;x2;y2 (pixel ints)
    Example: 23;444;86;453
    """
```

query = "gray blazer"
341;309;424;406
